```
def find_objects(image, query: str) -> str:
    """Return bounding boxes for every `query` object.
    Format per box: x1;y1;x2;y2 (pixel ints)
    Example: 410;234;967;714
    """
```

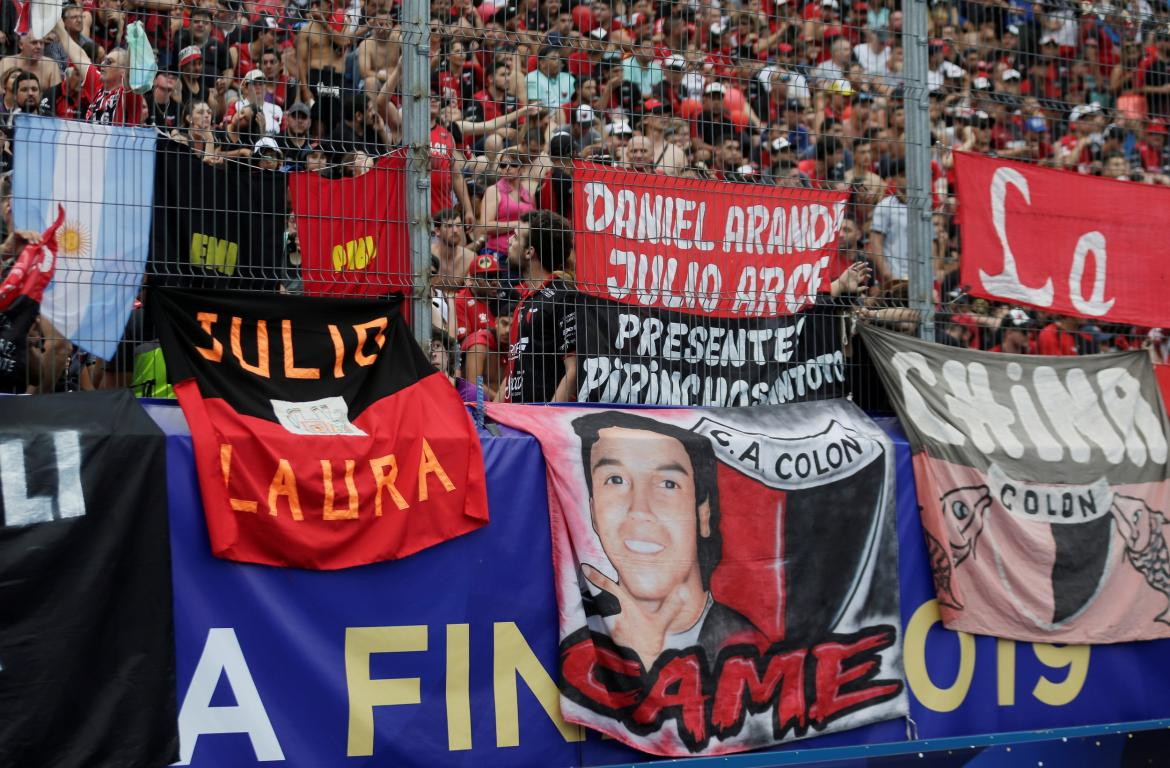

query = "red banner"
153;288;489;570
288;153;410;297
572;162;849;318
957;152;1170;328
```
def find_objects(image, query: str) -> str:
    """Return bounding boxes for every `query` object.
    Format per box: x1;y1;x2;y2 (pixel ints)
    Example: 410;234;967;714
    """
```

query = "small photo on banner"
12;115;156;361
487;400;906;757
862;325;1170;643
0;389;177;768
288;152;410;296
152;288;489;569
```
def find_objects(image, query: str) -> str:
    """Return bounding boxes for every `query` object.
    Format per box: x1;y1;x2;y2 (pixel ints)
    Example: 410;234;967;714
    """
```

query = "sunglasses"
499;160;522;168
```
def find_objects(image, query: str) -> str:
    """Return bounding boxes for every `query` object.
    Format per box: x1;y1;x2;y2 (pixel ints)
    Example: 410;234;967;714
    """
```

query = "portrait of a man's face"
487;402;905;757
587;425;711;603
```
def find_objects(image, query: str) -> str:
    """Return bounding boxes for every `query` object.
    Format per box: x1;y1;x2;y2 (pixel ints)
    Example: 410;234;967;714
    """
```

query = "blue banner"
148;403;1170;767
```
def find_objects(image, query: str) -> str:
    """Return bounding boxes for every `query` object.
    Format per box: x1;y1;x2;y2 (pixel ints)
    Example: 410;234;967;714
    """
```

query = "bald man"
625;134;654;173
0;33;62;91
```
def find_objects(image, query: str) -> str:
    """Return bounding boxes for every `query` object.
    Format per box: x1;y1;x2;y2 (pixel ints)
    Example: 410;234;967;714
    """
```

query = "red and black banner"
288;153;410;297
153;288;489;569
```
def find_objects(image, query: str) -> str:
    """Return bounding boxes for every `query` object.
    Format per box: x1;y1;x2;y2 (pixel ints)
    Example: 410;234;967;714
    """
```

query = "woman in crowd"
170;101;223;166
475;146;535;261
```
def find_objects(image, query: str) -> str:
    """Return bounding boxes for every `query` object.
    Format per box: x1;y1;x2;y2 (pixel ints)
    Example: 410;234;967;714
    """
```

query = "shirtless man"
297;0;349;113
357;6;398;96
430;207;475;291
0;34;62;92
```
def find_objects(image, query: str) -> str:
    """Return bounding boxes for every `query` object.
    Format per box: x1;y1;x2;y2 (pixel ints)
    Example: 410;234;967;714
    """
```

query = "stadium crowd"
1;0;1169;398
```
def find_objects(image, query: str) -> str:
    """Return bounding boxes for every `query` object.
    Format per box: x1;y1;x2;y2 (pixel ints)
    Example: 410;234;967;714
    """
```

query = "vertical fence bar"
401;0;432;345
903;0;934;341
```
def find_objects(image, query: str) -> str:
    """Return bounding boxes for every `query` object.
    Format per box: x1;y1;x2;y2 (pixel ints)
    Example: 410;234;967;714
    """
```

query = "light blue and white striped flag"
13;115;156;361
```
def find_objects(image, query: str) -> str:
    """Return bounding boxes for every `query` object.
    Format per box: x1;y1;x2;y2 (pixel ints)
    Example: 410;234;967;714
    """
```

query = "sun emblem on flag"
59;220;90;257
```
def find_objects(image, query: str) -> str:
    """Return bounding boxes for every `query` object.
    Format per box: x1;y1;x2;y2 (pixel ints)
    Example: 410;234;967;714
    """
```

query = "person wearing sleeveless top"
476;147;536;263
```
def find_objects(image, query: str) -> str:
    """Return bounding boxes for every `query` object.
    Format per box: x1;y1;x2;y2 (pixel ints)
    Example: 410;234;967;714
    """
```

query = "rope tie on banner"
906;715;919;742
475;375;485;430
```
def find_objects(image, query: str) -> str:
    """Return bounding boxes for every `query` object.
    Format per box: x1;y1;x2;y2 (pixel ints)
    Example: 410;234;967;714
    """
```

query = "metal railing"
0;0;1165;402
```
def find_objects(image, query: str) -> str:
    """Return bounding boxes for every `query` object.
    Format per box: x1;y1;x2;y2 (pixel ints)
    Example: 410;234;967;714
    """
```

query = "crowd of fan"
1;0;1169;397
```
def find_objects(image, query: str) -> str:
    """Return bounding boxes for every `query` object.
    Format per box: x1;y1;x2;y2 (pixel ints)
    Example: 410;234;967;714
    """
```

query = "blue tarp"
148;403;1170;767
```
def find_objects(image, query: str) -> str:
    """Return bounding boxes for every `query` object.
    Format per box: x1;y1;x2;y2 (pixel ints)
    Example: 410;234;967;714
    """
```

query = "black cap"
549;131;574;158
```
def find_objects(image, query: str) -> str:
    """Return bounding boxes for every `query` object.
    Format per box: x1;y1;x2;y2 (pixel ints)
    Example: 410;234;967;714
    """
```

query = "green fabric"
131;347;173;399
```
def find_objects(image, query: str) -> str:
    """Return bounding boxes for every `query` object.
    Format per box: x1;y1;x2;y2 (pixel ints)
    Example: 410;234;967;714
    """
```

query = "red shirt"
1036;323;1087;356
1138;139;1165;171
460;327;498;353
454;288;493;340
84;67;143;126
430;122;457;215
234;42;257;77
471;89;503;123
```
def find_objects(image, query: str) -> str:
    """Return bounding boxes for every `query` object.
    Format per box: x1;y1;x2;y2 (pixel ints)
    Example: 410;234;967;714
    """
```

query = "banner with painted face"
862;325;1170;643
486;400;906;757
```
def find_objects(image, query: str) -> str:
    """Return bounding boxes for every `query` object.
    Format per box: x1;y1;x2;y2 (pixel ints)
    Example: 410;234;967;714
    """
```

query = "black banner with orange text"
153;288;489;569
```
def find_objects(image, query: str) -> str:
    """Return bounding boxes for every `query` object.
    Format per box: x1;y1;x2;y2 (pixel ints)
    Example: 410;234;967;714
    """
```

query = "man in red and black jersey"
502;209;578;403
466;60;513;125
53;24;142;126
428;92;474;225
82;48;145;125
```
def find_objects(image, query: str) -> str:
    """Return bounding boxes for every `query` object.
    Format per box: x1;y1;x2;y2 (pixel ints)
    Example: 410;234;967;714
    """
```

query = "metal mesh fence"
0;0;1164;402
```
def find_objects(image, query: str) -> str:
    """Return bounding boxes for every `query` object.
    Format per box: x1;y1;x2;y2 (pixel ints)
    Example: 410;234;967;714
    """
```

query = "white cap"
607;119;633;135
243;68;264;83
1006;24;1020;36
973;76;991;90
1006;308;1033;327
704;81;725;95
1069;102;1100;122
771;136;791;152
1001;68;1021;81
589;26;607;39
575;104;595;123
254;136;281;154
1040;34;1057;45
821;0;839;8
942;61;965;79
664;54;686;70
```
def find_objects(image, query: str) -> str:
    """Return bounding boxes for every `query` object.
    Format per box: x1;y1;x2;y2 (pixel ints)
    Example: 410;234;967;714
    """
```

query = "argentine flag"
13;115;156;361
